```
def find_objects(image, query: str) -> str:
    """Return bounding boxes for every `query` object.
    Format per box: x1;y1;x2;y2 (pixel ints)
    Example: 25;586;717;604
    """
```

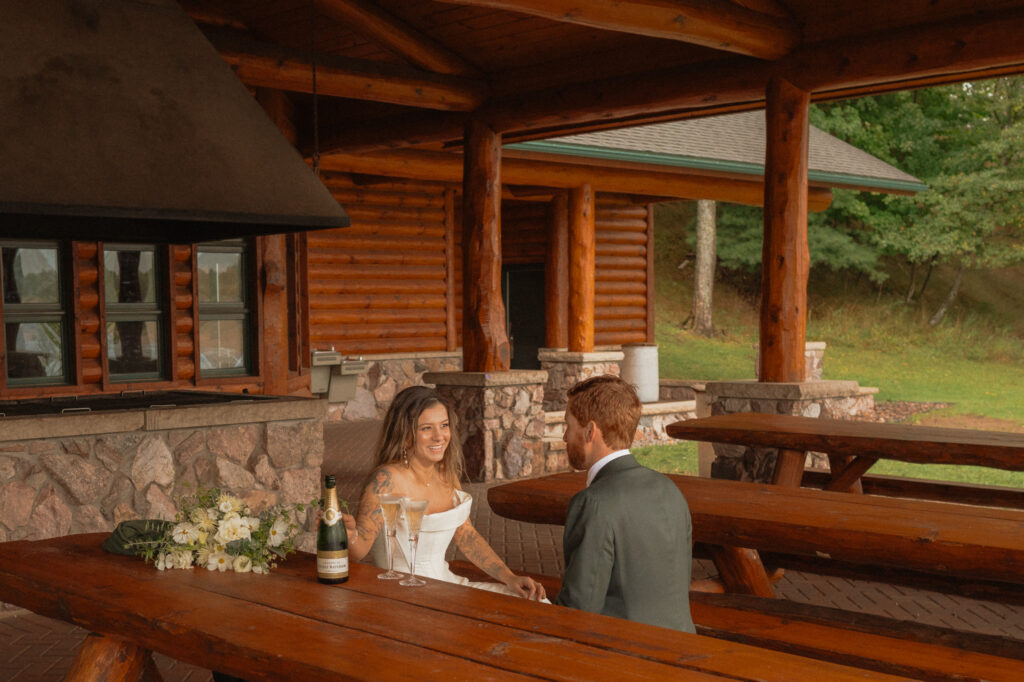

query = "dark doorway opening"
502;264;545;370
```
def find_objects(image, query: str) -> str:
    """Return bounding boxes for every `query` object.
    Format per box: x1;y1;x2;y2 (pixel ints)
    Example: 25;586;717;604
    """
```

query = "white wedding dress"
368;490;536;599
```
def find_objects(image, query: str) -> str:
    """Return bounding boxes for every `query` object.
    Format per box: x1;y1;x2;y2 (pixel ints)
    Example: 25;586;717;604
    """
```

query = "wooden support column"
462;119;510;371
65;633;150;681
567;185;595;353
260;235;290;395
761;75;811;488
545;191;569;349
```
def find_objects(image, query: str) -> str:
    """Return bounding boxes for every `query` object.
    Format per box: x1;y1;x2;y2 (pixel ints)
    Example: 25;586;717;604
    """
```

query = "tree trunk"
692;199;717;337
929;263;965;326
905;260;918;303
917;256;937;300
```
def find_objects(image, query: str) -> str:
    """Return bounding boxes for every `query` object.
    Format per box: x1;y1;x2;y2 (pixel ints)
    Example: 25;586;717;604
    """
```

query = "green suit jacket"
555;454;695;633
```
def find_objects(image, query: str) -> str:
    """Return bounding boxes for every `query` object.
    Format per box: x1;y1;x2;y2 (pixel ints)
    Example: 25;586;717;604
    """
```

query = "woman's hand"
505;574;546;601
342;512;358;540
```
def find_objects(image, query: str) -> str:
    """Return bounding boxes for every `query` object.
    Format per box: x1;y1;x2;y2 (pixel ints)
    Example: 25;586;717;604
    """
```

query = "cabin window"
197;240;251;376
103;244;165;381
1;241;69;386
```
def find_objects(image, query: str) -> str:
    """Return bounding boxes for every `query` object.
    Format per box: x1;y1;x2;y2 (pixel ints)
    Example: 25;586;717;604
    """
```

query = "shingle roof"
507;111;926;194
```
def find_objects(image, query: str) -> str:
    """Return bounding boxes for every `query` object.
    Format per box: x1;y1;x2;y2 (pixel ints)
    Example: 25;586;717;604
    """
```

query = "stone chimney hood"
0;0;349;243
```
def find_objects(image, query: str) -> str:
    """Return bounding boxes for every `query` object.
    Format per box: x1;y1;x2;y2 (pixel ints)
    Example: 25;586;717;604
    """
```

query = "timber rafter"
433;0;800;60
205;28;486;111
315;0;478;76
313;5;1024;153
317;148;833;210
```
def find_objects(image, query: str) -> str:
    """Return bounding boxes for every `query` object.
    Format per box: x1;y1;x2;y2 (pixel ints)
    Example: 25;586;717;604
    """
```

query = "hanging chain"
310;0;320;178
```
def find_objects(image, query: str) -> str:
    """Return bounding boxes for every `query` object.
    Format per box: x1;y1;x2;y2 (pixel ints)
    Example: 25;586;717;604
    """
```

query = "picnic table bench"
665;413;1024;493
488;472;1024;588
449;560;1024;681
0;532;902;681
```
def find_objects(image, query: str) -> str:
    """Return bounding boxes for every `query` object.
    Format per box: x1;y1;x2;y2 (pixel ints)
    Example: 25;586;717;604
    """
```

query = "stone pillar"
537;348;624;412
754;341;827;381
424;370;547;482
705;380;877;482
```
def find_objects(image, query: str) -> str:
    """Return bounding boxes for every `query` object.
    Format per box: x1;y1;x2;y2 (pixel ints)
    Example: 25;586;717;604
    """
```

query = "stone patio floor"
2;420;1021;681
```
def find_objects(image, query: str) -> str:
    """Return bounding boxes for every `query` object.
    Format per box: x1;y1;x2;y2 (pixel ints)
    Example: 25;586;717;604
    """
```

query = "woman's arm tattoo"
453;520;512;582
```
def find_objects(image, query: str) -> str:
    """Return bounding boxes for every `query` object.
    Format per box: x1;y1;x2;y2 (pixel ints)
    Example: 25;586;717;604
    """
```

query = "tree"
692;199;717;336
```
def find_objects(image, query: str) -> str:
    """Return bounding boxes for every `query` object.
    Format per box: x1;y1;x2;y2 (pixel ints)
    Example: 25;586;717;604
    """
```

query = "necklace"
408;464;436;488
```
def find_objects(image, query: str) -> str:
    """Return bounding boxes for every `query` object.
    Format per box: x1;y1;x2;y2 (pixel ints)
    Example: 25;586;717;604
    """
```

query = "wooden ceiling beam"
316;0;478;76
318;6;1024;152
205;29;486;111
317;148;833;210
434;0;799;60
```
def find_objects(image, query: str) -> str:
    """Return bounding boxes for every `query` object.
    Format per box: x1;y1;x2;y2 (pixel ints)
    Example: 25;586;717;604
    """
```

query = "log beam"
545;192;569;349
461;119;510;371
760;76;810;487
435;0;799;60
260;235;290;395
206;29;485;111
319;7;1024;151
567;185;595;353
318;149;834;211
316;0;477;76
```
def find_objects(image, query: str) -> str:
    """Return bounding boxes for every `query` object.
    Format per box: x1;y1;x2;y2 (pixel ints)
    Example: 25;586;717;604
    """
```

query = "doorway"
502;264;545;370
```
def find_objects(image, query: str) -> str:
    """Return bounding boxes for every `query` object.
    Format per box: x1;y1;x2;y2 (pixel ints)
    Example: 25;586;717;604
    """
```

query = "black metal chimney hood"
0;0;349;243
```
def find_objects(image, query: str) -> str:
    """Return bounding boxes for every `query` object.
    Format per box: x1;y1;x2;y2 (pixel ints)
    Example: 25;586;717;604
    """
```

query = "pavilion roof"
508;112;926;195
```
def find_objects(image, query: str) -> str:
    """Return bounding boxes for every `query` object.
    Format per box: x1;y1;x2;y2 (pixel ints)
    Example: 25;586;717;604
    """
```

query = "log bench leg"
771;448;806;487
706;545;776;598
65;632;160;682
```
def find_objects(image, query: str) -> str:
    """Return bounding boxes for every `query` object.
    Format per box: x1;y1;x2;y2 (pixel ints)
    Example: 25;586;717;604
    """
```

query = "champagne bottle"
317;474;349;584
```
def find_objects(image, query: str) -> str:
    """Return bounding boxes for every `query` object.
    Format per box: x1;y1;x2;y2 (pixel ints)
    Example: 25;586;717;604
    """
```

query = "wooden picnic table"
0;533;899;681
666;413;1024;492
488;472;1024;586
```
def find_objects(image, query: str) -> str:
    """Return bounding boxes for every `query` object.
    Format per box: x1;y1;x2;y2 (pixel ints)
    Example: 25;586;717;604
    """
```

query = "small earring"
403;449;409;466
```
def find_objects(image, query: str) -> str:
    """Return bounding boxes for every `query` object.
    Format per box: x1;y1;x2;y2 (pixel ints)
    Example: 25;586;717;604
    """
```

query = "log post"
462;118;510;371
761;76;811;487
65;633;150;682
545;191;569;349
260;234;290;395
567;184;595;353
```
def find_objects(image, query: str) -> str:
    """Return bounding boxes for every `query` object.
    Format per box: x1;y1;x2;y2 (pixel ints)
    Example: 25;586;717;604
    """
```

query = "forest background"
646;76;1024;486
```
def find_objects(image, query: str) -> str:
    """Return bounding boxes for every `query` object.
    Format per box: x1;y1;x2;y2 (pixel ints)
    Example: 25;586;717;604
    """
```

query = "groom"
555;375;695;633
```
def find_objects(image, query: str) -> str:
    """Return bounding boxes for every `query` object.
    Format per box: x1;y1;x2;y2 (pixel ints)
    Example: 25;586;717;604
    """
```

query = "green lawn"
648;317;1024;487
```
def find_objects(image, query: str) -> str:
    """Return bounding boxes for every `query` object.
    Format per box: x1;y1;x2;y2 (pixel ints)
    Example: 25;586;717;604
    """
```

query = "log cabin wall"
308;182;655;360
312;176;453;356
594;197;652;347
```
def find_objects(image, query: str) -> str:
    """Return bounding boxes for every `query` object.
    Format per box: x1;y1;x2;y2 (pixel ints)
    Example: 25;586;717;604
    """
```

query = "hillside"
652;201;1024;429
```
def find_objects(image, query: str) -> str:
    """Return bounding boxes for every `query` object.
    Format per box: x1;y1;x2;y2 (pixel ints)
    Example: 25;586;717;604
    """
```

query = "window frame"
102;242;167;383
196;239;253;378
0;240;71;387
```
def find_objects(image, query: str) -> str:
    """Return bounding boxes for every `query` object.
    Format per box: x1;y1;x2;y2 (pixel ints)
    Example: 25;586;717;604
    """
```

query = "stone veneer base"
425;371;547;482
705;380;877;482
0;397;327;552
538;348;624;412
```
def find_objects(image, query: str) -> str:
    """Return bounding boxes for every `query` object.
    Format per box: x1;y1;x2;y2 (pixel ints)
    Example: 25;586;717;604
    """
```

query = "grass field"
648;210;1024;486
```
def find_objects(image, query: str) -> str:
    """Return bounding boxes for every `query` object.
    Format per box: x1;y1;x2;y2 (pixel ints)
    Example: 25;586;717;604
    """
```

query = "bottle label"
317;550;349;577
323;507;340;526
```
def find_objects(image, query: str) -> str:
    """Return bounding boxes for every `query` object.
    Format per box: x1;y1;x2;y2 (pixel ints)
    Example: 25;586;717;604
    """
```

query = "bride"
342;386;547;601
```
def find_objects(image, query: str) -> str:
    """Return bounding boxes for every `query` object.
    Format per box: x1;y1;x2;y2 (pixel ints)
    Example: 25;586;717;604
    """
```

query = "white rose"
214;516;251;545
233;555;253;573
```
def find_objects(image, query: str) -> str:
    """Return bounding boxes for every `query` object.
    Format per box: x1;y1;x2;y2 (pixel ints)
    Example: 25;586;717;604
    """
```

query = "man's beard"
567;442;587;471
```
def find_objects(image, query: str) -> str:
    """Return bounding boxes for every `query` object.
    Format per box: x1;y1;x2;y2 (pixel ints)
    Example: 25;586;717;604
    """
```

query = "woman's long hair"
373;385;464;488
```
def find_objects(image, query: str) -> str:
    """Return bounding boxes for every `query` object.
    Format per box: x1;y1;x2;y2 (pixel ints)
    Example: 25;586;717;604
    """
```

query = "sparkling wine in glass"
399;498;429;587
377;494;403;580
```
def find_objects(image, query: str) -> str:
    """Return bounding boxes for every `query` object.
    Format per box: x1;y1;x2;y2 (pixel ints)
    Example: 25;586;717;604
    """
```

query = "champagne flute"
398;498;429;587
377;494;403;580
